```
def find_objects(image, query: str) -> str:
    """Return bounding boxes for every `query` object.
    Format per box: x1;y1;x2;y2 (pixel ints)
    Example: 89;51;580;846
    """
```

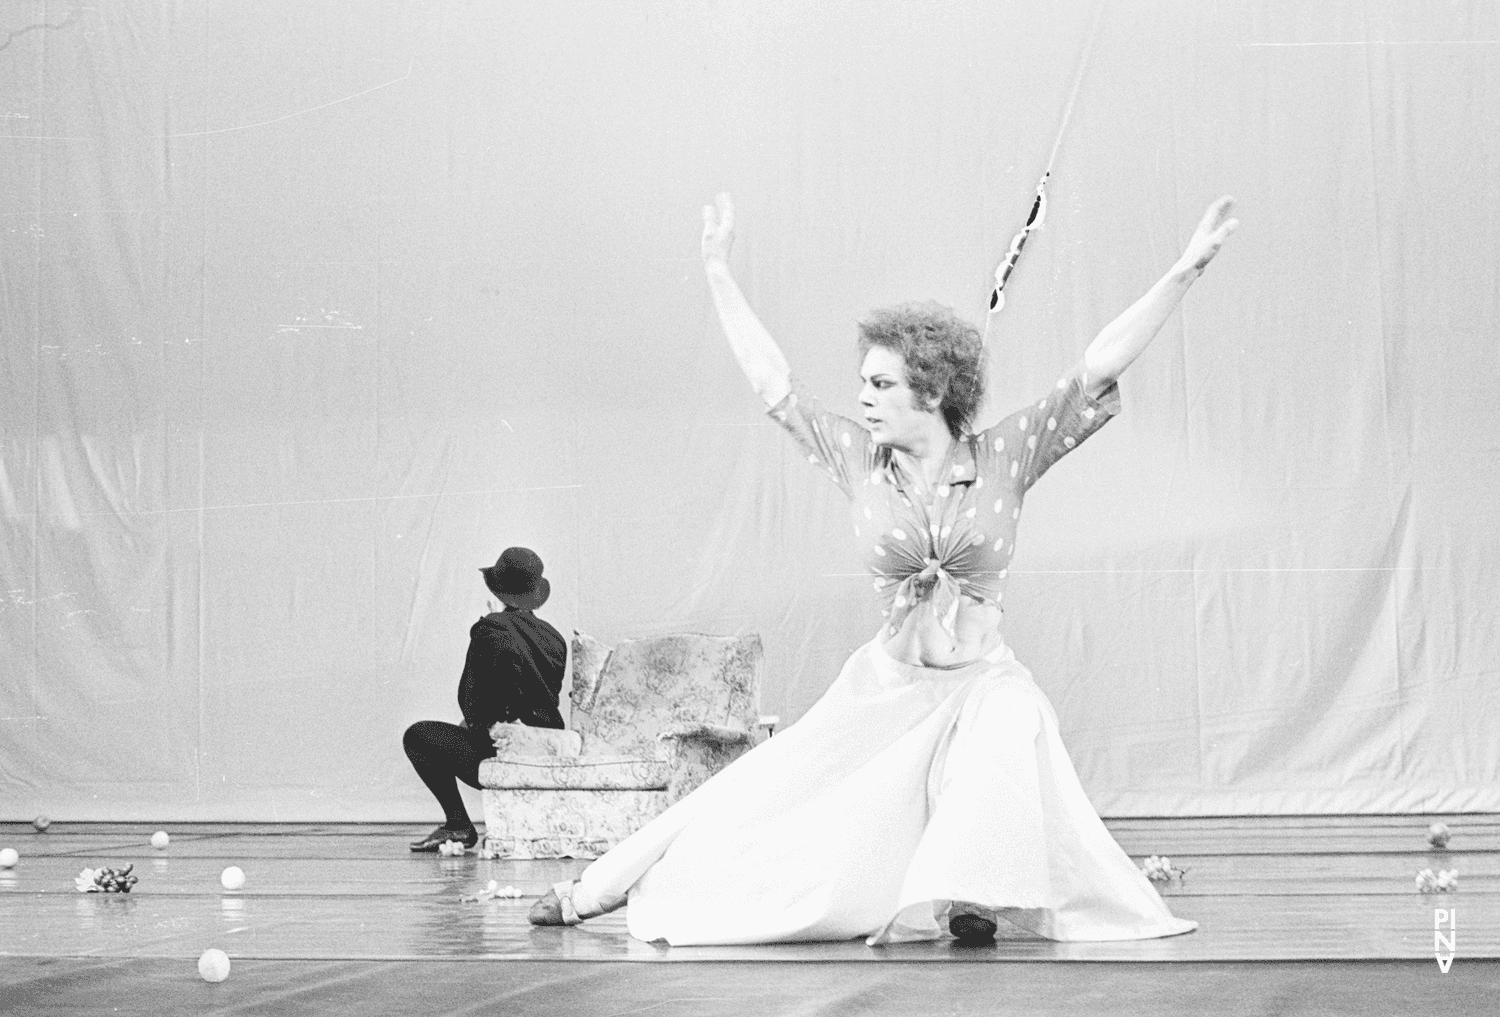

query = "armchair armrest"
657;722;755;748
658;723;756;805
489;721;582;759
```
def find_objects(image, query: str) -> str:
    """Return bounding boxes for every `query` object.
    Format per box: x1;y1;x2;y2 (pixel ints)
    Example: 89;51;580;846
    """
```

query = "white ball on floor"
197;948;231;983
151;831;170;850
0;847;18;868
220;866;245;891
1428;822;1451;848
32;815;50;832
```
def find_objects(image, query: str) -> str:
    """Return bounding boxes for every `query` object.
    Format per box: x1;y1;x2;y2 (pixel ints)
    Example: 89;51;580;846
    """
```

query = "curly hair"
857;301;986;437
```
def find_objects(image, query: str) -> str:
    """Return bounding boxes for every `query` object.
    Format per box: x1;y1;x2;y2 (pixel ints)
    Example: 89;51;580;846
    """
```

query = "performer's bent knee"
965;680;1043;738
403;720;439;755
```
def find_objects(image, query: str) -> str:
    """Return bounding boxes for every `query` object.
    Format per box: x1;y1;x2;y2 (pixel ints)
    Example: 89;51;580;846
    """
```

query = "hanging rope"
984;4;1105;339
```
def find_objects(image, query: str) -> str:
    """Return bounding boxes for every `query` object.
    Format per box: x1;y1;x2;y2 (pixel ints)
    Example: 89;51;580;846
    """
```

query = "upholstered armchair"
478;630;770;859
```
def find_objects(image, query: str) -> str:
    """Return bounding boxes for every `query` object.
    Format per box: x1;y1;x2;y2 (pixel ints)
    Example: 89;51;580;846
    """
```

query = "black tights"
403;721;494;829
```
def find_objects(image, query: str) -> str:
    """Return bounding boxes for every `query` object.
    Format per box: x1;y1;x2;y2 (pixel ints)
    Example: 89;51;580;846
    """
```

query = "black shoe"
950;912;998;944
408;824;479;852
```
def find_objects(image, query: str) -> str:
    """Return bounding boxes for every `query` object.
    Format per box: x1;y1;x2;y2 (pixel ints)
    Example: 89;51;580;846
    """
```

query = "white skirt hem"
578;633;1198;947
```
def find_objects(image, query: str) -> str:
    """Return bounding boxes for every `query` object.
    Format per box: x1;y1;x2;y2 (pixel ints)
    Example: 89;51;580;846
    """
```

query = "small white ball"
0;847;18;868
197;948;231;983
1428;822;1451;848
150;831;170;850
220;866;245;891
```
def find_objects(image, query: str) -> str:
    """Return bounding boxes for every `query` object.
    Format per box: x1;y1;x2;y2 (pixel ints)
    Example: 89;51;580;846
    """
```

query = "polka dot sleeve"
980;360;1120;493
765;376;874;499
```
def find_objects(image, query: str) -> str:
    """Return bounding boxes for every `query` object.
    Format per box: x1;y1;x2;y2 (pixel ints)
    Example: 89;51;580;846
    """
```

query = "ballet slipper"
948;901;998;944
528;880;590;926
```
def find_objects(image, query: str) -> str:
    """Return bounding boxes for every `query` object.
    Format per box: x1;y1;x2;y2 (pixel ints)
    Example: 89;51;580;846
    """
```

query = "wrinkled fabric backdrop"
2;0;1496;821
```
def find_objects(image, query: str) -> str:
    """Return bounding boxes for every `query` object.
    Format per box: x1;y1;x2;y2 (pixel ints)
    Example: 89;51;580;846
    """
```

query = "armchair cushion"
488;722;581;758
480;755;670;791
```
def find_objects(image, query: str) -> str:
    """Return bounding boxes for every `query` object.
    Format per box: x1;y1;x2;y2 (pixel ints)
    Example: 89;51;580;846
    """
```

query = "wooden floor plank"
7;819;1492;858
3;851;1494;899
0;856;592;897
0;857;1491;897
2;956;1497;1017
1;890;1494;961
6;815;1495;834
1105;830;1492;856
2;820;1495;964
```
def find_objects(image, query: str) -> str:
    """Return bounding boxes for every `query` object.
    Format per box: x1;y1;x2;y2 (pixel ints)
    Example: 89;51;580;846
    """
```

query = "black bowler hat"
480;547;550;610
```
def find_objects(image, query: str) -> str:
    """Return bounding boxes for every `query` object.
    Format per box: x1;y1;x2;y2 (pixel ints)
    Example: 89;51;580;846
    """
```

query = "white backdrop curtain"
1;0;1496;820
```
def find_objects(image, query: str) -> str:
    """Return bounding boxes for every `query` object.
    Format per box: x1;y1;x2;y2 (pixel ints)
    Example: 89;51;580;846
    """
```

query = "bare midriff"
879;593;1005;668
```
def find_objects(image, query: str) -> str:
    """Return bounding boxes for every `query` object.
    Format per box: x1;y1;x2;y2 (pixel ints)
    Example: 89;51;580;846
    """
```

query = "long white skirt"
573;633;1197;946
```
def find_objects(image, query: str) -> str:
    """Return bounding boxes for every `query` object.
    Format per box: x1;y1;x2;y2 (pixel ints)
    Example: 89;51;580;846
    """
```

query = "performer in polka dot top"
529;190;1236;946
708;190;1237;667
772;344;1117;646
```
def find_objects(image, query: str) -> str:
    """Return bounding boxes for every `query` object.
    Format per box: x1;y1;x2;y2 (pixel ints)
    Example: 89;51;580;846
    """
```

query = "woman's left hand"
701;192;735;268
1177;195;1239;276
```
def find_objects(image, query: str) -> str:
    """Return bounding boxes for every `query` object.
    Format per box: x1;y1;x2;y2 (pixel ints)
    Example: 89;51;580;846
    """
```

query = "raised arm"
1081;196;1239;399
702;193;792;407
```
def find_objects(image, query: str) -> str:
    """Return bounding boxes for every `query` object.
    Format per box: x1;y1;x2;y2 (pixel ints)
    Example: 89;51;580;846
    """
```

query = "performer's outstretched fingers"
702;192;736;264
1181;195;1239;273
1208;194;1235;227
1197;195;1234;237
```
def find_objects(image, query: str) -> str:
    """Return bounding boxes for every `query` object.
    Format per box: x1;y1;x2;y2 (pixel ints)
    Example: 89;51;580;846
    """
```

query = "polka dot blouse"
768;362;1121;635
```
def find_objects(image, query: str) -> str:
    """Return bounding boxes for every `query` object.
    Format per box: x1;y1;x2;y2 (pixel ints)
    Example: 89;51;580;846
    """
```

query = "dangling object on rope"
985;4;1104;336
988;177;1050;315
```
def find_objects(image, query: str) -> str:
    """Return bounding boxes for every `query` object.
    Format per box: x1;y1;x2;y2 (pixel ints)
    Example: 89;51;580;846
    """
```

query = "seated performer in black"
404;546;567;851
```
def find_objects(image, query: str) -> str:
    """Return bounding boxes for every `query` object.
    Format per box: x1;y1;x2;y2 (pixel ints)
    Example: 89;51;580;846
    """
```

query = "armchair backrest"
568;631;762;759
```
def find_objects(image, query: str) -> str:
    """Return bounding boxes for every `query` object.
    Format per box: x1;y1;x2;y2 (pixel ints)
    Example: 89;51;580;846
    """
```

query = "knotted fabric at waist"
886;558;960;635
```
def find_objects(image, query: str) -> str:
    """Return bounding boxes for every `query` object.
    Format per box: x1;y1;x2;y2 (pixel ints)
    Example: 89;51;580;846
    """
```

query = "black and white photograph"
1;1;1496;1013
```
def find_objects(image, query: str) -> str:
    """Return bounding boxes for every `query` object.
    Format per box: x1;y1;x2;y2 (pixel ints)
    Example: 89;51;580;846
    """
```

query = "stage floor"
2;815;1497;1015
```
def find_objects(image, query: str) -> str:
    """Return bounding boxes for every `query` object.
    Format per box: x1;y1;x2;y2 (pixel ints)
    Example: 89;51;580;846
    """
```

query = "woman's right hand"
1175;195;1238;277
700;190;792;406
701;192;735;268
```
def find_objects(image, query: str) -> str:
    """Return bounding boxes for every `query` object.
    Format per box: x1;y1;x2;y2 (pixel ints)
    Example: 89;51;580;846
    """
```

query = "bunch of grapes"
94;863;138;893
1140;855;1187;883
1415;867;1459;893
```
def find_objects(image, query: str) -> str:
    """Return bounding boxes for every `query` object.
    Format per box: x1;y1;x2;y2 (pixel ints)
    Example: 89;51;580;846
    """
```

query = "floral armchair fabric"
478;630;766;859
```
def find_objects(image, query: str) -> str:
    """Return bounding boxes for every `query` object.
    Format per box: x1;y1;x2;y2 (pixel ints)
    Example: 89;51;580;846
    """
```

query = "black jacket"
456;609;566;736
